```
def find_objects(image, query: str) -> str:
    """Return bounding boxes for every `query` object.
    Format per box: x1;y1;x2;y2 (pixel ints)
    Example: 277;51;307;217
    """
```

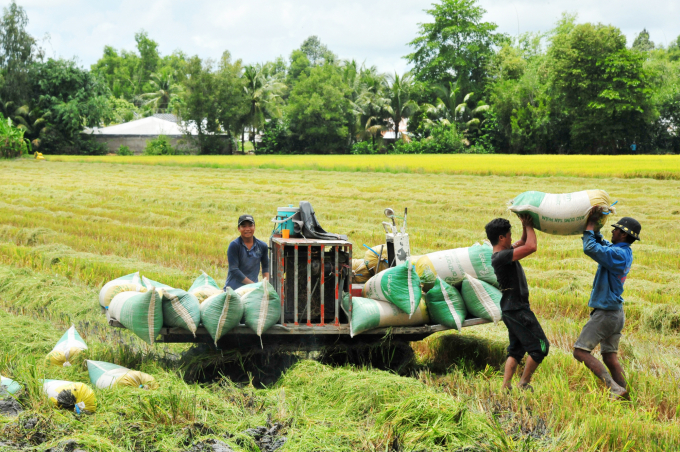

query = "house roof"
85;116;196;136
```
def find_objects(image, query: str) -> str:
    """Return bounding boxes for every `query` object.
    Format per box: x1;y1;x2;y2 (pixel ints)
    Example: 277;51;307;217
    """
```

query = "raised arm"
512;215;537;261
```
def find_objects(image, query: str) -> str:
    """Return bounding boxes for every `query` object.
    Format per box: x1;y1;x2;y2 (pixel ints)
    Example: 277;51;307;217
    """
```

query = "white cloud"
2;0;678;73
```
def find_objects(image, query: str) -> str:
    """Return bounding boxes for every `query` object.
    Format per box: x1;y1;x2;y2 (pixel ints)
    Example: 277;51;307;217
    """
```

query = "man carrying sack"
487;215;549;392
573;215;641;399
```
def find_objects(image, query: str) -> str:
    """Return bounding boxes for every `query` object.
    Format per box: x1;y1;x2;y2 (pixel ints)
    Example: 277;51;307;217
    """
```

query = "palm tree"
242;64;285;151
454;92;490;135
422;81;461;128
141;70;183;112
384;72;419;142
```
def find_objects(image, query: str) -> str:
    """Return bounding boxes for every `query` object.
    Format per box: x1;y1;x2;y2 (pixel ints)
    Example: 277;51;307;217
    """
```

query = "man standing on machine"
224;214;269;290
486;215;550;392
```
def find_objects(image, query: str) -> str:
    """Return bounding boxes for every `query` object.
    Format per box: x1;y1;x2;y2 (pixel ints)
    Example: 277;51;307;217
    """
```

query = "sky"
4;0;679;74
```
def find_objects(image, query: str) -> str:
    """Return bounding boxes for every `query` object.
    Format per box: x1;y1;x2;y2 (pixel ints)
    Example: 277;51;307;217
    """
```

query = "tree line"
1;0;679;155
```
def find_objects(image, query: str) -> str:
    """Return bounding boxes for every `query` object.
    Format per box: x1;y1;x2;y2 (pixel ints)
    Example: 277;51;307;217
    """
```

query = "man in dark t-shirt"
486;216;549;391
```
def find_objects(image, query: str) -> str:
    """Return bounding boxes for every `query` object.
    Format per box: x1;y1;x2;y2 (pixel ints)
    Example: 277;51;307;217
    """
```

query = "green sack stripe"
512;191;546;208
86;360;121;386
115;288;162;345
200;289;244;345
162;289;200;335
439;277;463;331
242;281;281;337
463;274;501;324
367;262;421;316
215;290;235;344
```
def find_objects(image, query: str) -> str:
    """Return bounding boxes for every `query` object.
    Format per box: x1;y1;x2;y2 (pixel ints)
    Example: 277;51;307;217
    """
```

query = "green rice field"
0;156;679;451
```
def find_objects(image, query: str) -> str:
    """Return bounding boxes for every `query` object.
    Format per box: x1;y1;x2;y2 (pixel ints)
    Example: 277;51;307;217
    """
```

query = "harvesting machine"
107;204;490;349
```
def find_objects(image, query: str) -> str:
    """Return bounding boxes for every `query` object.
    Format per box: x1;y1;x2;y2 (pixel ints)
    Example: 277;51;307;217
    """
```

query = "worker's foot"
609;383;627;400
518;383;534;393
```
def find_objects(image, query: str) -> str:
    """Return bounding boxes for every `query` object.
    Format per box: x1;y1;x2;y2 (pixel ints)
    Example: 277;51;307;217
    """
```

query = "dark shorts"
574;308;625;354
502;308;550;364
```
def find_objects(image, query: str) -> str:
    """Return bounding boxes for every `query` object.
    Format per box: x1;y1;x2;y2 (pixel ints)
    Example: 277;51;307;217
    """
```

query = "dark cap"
238;214;255;226
612;217;641;241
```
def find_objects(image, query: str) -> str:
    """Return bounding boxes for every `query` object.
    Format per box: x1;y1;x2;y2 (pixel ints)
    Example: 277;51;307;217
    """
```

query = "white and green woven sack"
460;273;502;324
241;280;281;337
87;360;157;390
109;283;163;345
161;289;201;336
342;294;429;337
425;277;468;331
509;190;616;235
1;375;22;395
362;261;421;317
199;288;244;346
415;242;497;288
188;271;223;302
99;272;144;308
46;325;88;367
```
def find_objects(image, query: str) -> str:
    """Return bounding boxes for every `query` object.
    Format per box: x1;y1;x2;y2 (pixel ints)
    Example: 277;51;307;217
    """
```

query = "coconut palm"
383;72;419;141
454;92;490;133
242;64;285;151
141;70;183;112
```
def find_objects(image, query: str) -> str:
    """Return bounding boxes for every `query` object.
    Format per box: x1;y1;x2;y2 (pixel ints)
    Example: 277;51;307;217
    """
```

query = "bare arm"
512;215;530;248
512;216;537;261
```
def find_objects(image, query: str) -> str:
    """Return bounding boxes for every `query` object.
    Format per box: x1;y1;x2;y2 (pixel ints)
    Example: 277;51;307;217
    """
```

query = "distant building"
83;115;197;154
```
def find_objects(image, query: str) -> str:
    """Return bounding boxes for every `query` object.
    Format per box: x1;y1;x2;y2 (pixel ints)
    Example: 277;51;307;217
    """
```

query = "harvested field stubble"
0;158;678;450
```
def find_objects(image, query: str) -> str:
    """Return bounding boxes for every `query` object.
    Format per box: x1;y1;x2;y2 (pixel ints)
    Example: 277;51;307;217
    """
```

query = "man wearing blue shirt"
573;215;641;399
224;215;269;290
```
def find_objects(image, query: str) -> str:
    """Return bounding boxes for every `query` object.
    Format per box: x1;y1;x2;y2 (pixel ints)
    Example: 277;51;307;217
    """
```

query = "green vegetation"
144;135;175;156
0;114;28;158
0;158;678;450
116;145;132;156
1;0;679;155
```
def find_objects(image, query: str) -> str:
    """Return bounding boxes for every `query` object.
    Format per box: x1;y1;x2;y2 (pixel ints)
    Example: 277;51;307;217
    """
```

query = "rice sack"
241;280;281;336
364;245;389;274
46;325;88;367
200;288;244;346
362;261;421;317
1;375;22;395
99;272;145;308
109;286;163;345
415;242;497;288
342;294;429;337
508;190;615;235
161;289;201;336
460;274;502;324
352;259;371;284
87;360;158;390
43;379;96;414
425;277;468;331
188;271;223;302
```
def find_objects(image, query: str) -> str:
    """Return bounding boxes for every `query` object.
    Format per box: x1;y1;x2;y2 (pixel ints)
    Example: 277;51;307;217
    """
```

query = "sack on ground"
461;273;502;324
509;190;615;235
1;375;22;395
342;293;429;337
43;379;96;414
241;279;281;336
87;360;158;390
362;261;422;317
200;288;244;346
161;289;201;336
364;245;389;274
416;242;497;288
425;277;468;331
99;272;145;308
352;259;371;284
109;280;163;345
188;271;223;302
46;325;88;367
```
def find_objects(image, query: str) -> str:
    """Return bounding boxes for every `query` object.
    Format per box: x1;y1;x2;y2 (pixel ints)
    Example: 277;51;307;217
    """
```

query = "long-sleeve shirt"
582;230;633;311
224;236;269;290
